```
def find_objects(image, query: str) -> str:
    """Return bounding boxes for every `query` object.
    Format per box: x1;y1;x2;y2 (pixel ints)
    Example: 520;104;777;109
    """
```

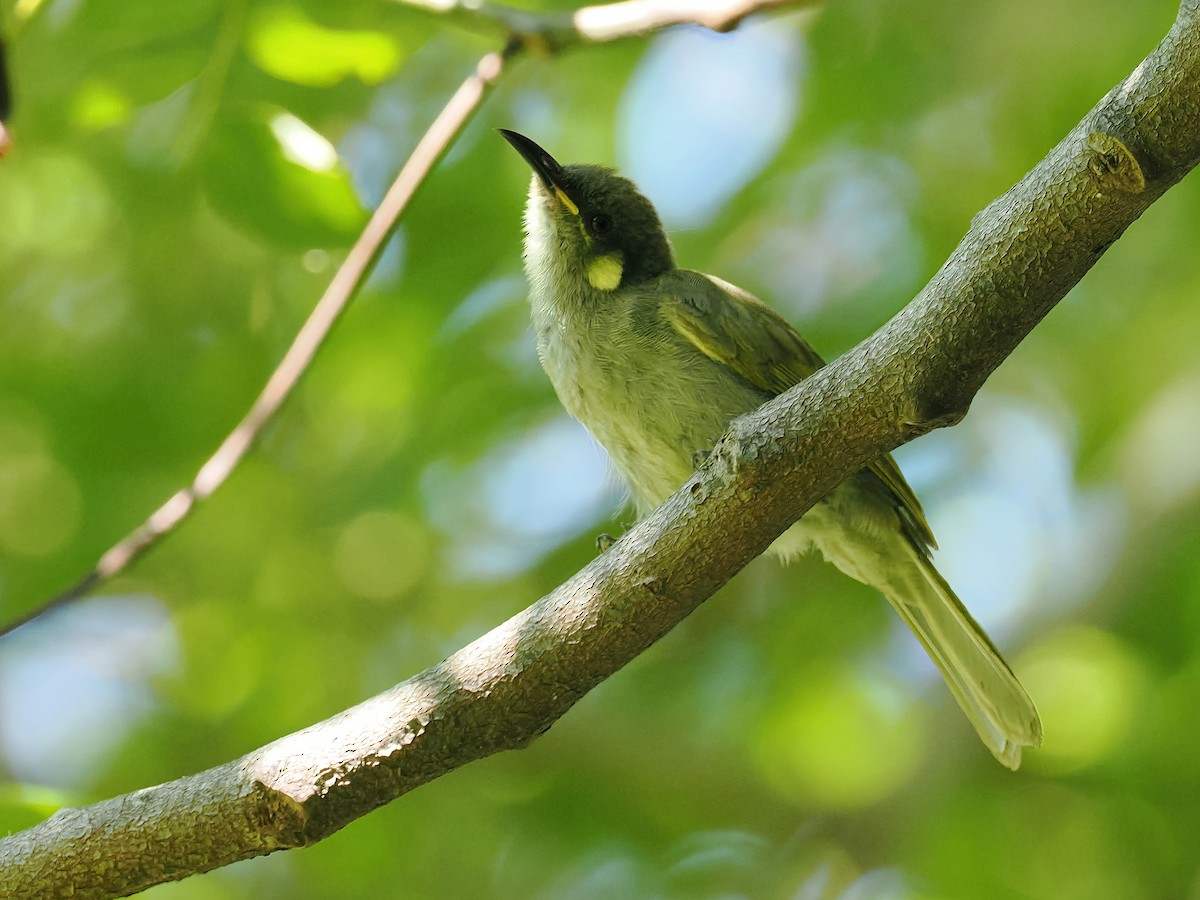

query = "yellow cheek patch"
586;253;624;291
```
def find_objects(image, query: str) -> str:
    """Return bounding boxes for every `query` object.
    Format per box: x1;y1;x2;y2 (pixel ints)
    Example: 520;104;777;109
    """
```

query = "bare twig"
572;0;812;41
0;49;511;637
0;33;12;158
0;0;816;638
397;0;817;50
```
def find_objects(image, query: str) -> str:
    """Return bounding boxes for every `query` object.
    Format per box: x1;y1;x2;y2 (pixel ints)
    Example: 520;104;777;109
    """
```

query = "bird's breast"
532;295;766;513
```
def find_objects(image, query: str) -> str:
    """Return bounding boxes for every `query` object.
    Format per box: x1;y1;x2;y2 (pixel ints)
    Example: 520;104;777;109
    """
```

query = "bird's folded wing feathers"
660;269;936;549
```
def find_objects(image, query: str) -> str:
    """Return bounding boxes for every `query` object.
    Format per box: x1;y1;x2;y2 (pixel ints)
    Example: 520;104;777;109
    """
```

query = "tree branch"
399;0;818;49
0;0;816;640
3;2;1199;896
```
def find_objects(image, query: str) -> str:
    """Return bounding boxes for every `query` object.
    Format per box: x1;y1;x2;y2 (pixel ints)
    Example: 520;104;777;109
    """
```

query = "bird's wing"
661;271;826;386
661;269;936;550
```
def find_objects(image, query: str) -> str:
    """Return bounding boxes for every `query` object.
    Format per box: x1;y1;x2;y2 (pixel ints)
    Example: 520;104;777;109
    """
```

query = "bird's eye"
590;214;612;235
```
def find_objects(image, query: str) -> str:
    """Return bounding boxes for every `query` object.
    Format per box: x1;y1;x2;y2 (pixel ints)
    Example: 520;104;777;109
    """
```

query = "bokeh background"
2;0;1199;897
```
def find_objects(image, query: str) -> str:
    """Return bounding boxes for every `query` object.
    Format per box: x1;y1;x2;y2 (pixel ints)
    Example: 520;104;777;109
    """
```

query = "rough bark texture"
3;2;1200;897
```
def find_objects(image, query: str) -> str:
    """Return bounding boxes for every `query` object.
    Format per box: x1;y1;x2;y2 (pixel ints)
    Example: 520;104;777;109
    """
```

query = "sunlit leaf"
71;79;132;131
247;5;404;87
199;106;366;247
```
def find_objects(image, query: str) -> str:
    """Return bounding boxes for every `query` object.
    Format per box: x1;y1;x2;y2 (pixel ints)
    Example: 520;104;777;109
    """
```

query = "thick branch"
4;1;1200;897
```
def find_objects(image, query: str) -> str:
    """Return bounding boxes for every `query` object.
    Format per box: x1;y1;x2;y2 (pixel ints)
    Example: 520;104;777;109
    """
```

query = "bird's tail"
883;544;1043;769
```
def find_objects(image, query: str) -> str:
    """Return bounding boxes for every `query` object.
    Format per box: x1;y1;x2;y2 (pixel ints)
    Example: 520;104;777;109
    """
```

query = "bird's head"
500;129;675;294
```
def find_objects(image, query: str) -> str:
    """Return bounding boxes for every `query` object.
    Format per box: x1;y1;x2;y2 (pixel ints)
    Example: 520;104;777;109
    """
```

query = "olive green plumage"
501;129;1042;769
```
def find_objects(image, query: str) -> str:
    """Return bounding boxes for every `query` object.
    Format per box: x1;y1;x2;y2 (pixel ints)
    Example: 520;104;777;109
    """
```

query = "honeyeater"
500;129;1042;769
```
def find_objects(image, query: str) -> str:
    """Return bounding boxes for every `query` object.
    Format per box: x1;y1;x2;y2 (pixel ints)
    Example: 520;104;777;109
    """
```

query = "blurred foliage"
1;0;1199;898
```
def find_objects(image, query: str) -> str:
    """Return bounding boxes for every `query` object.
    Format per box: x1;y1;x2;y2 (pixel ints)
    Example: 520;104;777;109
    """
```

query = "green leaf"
246;5;404;87
72;0;217;47
199;105;366;247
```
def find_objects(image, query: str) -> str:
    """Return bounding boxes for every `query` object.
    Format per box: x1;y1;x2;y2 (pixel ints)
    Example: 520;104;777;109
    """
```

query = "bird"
499;128;1042;769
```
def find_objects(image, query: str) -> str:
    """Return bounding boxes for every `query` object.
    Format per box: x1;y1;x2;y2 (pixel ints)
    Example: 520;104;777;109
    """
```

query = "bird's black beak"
498;129;580;215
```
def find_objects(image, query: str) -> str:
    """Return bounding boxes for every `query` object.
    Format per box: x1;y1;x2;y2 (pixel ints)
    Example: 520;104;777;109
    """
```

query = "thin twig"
169;0;246;163
397;0;816;50
1;0;812;635
0;49;512;638
572;0;812;41
0;32;12;157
